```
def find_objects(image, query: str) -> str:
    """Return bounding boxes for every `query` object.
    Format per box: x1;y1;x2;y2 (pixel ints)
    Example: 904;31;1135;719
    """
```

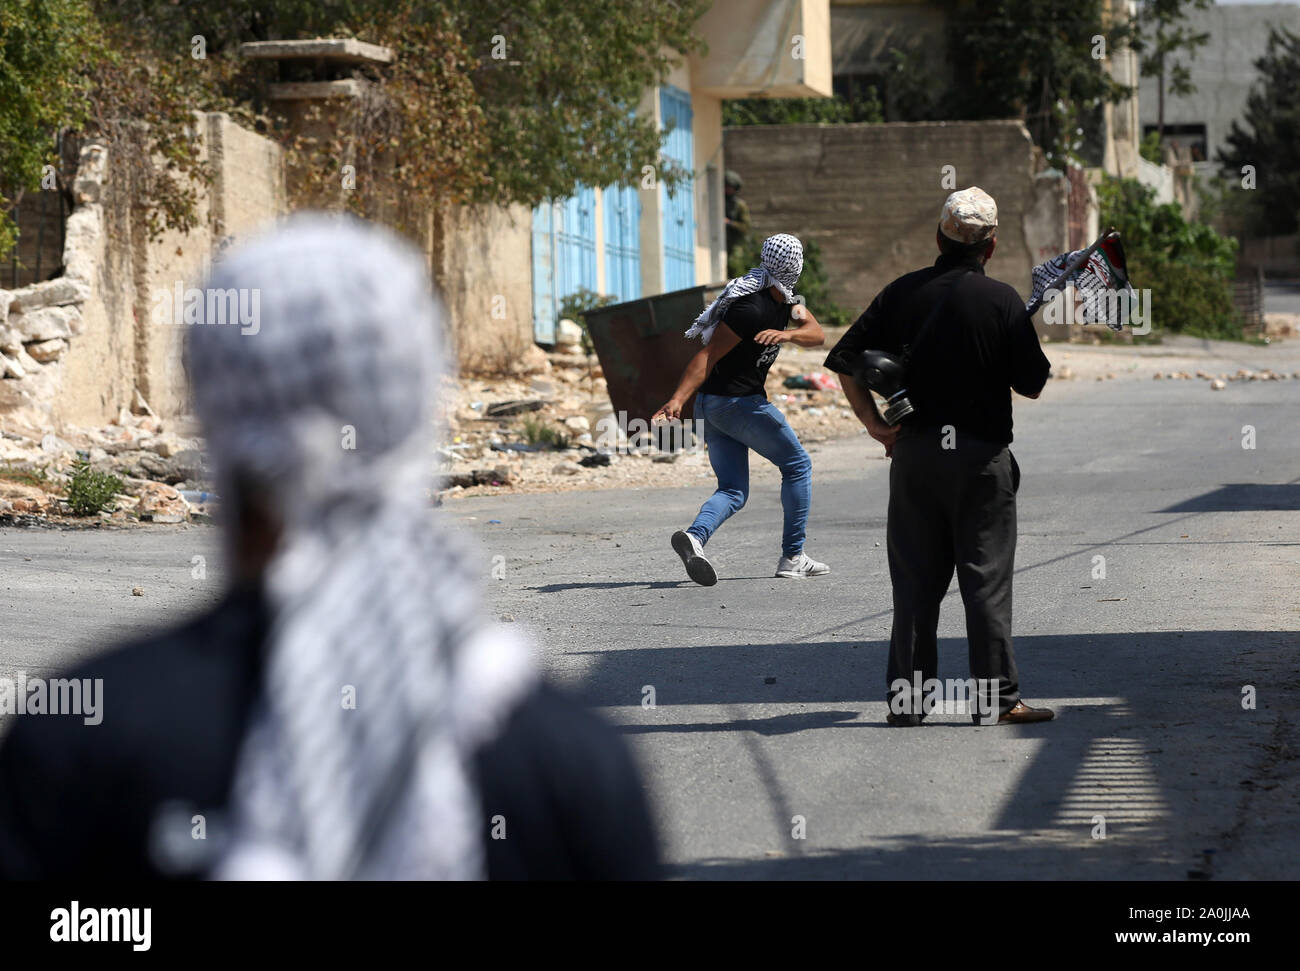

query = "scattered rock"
11;305;81;342
1210;379;1226;391
24;338;67;363
563;415;591;433
513;344;551;375
554;318;585;350
0;326;21;355
551;461;582;476
143;434;188;458
40;433;72;453
485;399;545;418
136;481;189;522
131;587;144;597
443;466;514;489
6;277;91;313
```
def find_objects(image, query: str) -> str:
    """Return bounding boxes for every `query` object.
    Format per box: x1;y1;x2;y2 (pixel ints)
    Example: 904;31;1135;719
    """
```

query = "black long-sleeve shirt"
824;251;1050;445
0;586;659;880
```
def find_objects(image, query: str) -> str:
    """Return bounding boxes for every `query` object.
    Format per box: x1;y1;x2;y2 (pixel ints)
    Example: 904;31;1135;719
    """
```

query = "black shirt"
824;252;1050;445
0;586;659;880
697;289;793;398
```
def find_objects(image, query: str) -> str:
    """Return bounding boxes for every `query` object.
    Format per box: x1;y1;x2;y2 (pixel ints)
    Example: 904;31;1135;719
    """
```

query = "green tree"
940;0;1131;165
99;0;708;208
1098;175;1240;339
1129;0;1212;143
0;0;98;260
1216;27;1300;238
3;0;709;260
723;90;883;127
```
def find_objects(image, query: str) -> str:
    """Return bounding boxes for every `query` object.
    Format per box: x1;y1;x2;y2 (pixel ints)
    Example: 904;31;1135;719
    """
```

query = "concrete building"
828;0;1143;178
1137;1;1300;177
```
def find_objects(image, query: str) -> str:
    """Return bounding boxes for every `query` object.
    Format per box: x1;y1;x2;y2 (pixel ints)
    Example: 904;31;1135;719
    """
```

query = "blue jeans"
687;393;812;559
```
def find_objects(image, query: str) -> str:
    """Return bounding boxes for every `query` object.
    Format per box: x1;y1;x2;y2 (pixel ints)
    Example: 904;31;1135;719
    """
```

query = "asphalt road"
1264;281;1300;316
2;338;1297;879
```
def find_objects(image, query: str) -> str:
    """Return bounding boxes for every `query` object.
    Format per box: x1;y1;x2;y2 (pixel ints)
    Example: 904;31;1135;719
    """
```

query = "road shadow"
666;830;1178;880
1159;483;1300;513
569;629;1294;872
529;576;773;593
620;709;864;736
528;581;687;593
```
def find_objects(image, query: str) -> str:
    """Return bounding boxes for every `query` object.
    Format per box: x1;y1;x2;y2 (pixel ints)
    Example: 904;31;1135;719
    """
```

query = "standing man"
823;188;1055;726
724;170;753;277
653;233;829;586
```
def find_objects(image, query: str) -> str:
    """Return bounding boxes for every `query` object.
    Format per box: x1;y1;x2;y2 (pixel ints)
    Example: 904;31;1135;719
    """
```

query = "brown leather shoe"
997;701;1055;724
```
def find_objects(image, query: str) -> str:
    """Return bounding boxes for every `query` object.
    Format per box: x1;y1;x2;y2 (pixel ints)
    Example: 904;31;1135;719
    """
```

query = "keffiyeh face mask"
685;233;804;345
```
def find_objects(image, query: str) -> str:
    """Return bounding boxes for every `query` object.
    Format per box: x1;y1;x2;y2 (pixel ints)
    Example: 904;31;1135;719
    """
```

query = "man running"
652;233;829;586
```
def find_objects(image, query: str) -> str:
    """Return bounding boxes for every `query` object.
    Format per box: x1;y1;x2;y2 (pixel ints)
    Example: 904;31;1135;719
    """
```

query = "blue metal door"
531;203;557;344
532;186;597;343
603;183;641;303
659;85;696;291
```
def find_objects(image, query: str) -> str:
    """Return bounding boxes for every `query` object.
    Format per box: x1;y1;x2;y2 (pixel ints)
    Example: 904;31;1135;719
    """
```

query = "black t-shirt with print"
697;290;793;398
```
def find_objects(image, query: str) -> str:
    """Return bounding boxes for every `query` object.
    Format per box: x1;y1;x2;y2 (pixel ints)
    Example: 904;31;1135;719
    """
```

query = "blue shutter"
659;85;695;291
531;203;557;344
557;187;597;300
532;186;598;343
603;183;642;303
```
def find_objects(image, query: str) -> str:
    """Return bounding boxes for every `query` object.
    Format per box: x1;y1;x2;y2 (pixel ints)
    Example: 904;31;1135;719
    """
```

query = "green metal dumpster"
581;283;725;434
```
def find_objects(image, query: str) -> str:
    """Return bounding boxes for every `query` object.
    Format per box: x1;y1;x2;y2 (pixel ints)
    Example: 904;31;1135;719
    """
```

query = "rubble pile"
435;330;860;498
0;408;210;526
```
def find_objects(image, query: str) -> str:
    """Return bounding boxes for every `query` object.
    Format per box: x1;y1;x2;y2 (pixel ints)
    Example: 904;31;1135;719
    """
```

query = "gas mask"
853;350;914;426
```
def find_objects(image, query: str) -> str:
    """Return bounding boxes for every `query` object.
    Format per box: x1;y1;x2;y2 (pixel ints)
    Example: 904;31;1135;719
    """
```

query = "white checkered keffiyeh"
187;213;535;880
685;233;803;344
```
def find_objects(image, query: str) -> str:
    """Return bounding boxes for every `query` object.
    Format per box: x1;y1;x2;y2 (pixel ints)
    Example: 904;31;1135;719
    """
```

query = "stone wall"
0;143;112;432
0;113;285;432
723;120;1070;326
430;203;537;375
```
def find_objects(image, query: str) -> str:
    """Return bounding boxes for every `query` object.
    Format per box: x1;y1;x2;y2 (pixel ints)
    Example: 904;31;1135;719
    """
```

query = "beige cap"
939;187;998;244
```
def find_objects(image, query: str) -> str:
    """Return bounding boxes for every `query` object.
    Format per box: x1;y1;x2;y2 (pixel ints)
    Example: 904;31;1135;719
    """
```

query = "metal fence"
3;131;74;290
1232;268;1265;336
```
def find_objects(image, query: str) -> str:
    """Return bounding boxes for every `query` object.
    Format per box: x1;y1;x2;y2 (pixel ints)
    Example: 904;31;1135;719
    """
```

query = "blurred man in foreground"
0;214;658;879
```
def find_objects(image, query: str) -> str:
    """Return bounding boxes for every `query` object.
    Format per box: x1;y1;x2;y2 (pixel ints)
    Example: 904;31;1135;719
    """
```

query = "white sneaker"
672;530;718;586
775;552;830;578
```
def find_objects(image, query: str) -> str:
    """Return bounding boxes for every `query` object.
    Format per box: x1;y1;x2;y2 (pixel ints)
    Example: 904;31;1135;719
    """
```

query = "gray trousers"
885;427;1021;719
